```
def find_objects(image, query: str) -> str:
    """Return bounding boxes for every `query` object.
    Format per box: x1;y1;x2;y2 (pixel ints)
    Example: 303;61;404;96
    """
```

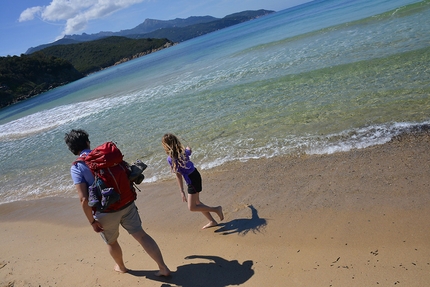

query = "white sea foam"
306;122;428;155
197;121;430;170
0;92;143;141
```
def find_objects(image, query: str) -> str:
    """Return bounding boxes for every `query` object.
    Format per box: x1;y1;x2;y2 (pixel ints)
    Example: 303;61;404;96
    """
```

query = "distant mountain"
65;16;219;41
131;10;275;43
26;10;274;54
26;38;82;54
25;16;219;54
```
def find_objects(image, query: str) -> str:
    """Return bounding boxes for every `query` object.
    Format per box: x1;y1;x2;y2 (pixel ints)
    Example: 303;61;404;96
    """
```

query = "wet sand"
1;128;429;287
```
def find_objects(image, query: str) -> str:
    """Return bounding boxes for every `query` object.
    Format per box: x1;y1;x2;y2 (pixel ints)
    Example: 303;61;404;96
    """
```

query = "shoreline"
1;129;430;286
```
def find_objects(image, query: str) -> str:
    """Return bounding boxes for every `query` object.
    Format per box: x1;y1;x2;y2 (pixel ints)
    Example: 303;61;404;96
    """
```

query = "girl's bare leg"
188;193;224;229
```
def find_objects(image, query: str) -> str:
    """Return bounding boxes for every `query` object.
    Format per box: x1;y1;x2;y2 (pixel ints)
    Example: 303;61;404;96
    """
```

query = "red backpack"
75;141;136;212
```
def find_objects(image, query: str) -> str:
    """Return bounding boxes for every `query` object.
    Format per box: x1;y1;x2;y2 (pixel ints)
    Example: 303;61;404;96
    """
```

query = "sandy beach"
1;128;430;287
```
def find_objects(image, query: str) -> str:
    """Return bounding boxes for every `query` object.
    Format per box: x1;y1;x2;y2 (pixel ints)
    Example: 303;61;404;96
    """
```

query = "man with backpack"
64;129;170;277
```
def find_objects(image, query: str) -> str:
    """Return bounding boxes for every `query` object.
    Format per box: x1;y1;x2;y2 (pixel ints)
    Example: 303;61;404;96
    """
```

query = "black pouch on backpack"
128;159;147;185
88;177;120;211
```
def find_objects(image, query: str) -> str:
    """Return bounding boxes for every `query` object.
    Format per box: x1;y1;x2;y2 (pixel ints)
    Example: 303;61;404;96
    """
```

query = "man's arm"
75;183;103;232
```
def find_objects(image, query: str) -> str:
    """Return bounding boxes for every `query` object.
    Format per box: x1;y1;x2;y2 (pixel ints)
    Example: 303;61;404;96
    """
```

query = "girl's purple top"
167;148;195;185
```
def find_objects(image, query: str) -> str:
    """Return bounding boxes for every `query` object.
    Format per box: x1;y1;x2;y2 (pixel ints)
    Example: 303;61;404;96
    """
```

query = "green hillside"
39;37;173;75
0;37;172;108
0;52;83;108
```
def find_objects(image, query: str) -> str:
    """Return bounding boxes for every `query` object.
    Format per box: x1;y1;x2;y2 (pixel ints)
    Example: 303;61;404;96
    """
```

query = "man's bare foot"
114;264;128;273
155;266;171;277
216;206;224;221
202;220;218;229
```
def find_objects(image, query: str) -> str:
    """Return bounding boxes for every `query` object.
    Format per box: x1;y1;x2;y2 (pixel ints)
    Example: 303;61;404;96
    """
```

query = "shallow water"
0;0;429;204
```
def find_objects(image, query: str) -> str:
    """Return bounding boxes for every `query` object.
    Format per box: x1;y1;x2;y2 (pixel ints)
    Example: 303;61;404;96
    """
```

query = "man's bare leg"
131;230;171;277
108;240;128;273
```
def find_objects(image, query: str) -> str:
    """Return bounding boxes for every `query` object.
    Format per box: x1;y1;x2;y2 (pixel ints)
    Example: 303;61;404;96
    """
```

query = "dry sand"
1;129;430;287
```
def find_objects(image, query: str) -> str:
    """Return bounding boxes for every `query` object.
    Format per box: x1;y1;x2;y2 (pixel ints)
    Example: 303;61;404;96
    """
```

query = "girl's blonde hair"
161;133;186;172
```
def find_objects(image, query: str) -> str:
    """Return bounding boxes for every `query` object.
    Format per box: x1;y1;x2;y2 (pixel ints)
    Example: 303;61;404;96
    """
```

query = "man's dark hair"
64;129;90;155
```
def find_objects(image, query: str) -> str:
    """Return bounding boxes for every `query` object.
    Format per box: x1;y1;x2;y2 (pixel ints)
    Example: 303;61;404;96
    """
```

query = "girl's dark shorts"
187;168;202;194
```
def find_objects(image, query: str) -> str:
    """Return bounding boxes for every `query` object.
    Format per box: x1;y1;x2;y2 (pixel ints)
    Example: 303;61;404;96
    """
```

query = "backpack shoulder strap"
72;151;89;166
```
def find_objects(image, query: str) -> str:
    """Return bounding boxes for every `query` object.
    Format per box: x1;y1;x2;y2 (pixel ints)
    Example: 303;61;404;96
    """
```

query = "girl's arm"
175;173;187;202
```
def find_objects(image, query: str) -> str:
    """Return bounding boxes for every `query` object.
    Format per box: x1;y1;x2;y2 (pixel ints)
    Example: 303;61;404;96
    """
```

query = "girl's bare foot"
202;220;218;229
216;206;224;221
155;266;171;277
114;264;128;273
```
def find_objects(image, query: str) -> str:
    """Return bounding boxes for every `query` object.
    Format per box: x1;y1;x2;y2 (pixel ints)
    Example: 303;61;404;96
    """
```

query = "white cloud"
41;0;93;22
19;0;146;36
64;14;89;35
19;6;43;22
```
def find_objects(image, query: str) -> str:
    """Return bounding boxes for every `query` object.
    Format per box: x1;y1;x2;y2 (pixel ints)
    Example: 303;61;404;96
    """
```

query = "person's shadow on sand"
214;204;267;235
128;255;254;287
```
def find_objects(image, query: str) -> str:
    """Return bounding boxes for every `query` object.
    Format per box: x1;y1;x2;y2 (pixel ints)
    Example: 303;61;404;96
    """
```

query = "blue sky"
0;0;310;57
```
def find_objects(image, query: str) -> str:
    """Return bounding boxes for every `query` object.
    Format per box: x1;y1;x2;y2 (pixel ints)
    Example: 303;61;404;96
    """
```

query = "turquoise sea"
0;0;429;204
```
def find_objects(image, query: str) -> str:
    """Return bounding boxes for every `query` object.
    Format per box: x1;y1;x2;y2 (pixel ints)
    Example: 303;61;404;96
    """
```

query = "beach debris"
330;257;341;267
